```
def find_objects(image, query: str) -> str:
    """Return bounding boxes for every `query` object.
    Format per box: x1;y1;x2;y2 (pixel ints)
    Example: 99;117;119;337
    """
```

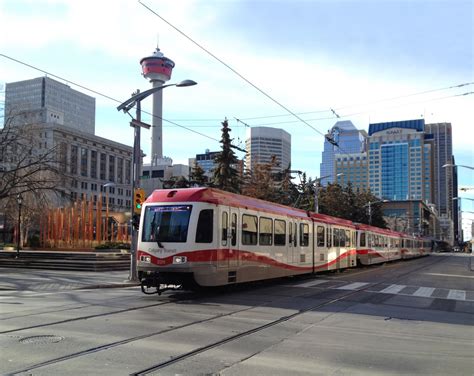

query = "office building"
368;119;433;203
424;122;456;244
320;121;367;186
334;152;368;190
4;76;132;211
4;76;95;134
193;149;220;178
245;126;291;173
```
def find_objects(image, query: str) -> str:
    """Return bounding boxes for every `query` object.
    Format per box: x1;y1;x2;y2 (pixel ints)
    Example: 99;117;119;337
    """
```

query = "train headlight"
173;256;187;264
140;255;151;263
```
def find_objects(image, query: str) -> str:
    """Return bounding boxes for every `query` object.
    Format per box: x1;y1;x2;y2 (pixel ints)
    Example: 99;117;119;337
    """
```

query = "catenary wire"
0;53;222;145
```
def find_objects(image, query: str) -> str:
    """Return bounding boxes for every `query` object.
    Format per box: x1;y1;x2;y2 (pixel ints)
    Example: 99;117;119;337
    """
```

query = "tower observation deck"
140;47;175;164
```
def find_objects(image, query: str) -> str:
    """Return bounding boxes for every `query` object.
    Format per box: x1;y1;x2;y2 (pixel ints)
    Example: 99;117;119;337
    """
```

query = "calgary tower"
140;46;175;165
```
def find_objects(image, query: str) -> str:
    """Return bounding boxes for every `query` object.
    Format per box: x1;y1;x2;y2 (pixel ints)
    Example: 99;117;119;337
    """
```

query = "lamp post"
117;79;197;281
442;163;474;170
16;194;23;258
313;173;343;213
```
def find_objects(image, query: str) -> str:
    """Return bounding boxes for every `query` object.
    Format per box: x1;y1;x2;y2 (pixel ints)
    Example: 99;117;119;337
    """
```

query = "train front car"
137;187;315;293
137;188;216;293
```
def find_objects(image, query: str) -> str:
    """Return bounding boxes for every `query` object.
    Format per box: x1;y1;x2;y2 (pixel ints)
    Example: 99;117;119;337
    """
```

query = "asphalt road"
0;253;473;375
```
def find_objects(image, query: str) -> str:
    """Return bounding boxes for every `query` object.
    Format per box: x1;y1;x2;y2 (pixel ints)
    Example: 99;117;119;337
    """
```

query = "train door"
229;209;239;268
288;220;296;264
315;224;326;271
217;207;239;269
217;208;230;268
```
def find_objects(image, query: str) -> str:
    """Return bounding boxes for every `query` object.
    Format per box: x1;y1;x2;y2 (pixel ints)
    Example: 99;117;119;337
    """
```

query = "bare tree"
1;116;69;245
0;118;65;201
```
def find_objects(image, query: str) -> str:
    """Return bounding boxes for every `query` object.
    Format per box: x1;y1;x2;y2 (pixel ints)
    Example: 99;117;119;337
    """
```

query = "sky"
1;0;473;235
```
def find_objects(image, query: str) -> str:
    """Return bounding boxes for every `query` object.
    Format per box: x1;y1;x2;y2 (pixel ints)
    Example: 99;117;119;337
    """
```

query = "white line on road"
447;290;466;301
423;273;474;279
292;279;331;288
380;284;406;294
336;282;370;290
413;287;435;297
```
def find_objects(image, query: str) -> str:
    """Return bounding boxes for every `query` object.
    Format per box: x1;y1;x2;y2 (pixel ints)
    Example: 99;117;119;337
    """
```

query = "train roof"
355;223;405;237
146;188;311;219
310;212;356;228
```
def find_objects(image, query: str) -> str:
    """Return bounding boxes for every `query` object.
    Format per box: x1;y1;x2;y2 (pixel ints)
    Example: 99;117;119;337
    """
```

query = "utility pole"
128;93;141;282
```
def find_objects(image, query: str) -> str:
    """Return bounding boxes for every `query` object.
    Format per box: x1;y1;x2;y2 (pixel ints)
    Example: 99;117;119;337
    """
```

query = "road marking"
336;282;370;290
423;273;474;279
380;284;406;294
293;279;331;288
447;290;466;301
413;287;435;297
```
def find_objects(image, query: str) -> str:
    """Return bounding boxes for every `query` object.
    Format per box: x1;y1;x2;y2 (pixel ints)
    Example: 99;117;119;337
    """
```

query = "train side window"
221;212;228;246
274;219;286;246
360;232;366;247
339;229;346;247
317;225;325;247
327;227;332;247
288;222;293;244
345;230;350;247
242;214;258;245
333;228;339;247
300;223;309;247
259;217;273;246
293;222;298;246
231;213;237;246
196;209;213;243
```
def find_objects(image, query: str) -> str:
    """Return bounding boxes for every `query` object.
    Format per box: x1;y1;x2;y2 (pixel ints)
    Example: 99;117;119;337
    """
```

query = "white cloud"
1;0;472;179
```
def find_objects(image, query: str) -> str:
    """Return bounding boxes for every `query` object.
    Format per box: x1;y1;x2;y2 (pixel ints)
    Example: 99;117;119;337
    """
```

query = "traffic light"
133;188;145;215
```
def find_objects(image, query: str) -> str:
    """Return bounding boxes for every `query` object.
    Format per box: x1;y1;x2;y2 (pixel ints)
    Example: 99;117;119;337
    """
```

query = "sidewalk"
0;267;139;292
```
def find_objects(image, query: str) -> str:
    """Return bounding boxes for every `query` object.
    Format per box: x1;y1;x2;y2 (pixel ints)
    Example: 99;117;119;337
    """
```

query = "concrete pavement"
0;267;139;292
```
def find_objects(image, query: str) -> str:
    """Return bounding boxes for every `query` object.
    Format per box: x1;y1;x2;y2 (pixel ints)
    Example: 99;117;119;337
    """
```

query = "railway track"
5;256;444;375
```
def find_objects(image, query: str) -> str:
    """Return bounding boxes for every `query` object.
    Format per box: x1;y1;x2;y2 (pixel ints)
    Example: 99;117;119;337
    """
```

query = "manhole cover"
19;335;64;344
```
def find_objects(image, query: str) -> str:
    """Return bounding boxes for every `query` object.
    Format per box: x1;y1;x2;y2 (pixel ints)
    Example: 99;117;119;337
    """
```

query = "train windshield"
142;205;192;243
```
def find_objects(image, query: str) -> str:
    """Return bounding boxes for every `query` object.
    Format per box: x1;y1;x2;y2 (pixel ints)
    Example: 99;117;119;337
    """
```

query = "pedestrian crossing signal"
134;188;145;215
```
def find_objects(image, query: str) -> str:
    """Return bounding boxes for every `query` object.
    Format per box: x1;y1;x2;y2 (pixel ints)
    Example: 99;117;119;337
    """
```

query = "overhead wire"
137;0;335;145
137;0;471;159
0;53;222;145
168;82;473;124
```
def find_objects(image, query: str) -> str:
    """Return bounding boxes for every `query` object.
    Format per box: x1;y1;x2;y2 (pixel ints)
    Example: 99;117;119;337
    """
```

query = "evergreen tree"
212;119;241;193
189;162;208;186
275;165;299;206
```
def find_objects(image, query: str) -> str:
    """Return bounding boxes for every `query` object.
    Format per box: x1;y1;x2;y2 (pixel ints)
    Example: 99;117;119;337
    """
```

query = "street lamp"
442;163;474;170
16;194;23;258
117;79;197;282
313;173;343;213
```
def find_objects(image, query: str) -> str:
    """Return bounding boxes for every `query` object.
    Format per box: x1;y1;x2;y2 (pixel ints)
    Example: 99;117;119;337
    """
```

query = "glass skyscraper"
320;121;366;186
368;119;432;202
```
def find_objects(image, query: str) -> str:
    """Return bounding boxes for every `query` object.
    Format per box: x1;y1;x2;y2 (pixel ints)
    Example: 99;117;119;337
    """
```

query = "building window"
80;147;88;177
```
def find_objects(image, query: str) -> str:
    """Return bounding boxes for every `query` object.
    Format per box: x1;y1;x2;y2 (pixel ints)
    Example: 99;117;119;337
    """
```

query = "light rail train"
137;188;432;293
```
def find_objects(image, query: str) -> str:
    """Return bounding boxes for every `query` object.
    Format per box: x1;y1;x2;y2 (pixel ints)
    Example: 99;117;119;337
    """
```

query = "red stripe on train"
138;249;357;271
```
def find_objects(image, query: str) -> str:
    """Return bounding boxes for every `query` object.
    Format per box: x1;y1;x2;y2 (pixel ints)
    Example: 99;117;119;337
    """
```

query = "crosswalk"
289;279;473;302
